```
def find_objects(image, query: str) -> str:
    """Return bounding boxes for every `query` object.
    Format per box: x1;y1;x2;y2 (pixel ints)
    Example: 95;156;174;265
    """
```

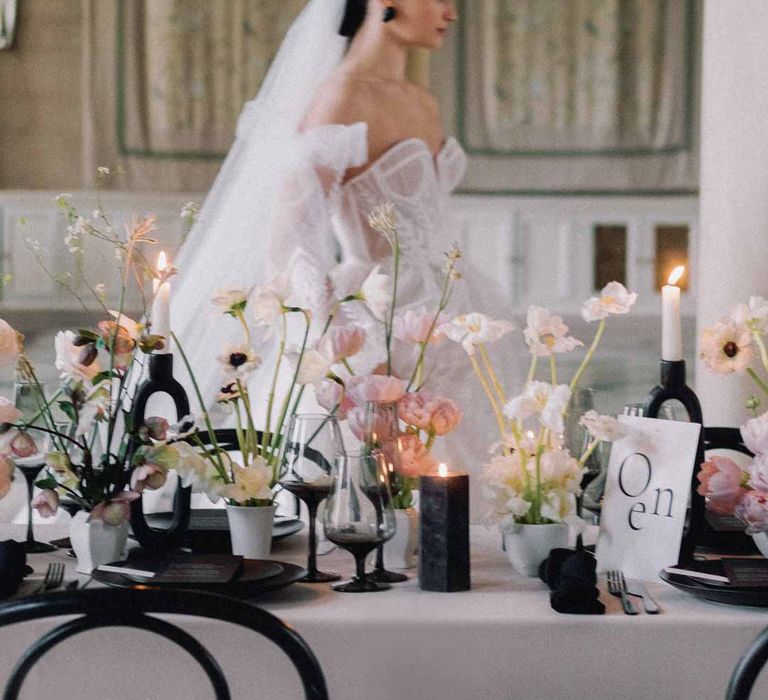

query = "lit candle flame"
526;430;535;440
667;266;685;286
157;250;168;273
438;463;448;477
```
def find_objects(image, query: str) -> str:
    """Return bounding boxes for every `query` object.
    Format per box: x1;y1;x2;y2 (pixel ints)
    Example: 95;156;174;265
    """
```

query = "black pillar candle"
419;468;470;592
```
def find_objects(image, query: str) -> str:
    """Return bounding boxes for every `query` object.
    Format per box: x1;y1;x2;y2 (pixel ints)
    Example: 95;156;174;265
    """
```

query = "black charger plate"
93;558;307;599
660;560;768;607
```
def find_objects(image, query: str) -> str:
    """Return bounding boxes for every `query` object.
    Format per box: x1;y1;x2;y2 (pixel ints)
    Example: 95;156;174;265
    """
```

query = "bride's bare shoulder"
300;76;375;131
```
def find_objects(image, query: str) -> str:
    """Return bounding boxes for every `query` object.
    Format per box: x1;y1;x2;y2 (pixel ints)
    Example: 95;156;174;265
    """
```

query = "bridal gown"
270;122;523;517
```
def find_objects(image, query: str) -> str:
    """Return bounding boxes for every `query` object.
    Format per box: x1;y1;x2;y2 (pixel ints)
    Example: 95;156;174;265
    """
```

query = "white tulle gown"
268;122;522;517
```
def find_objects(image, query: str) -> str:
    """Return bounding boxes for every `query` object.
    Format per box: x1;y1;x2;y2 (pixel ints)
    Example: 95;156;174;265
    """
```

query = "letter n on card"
596;416;702;581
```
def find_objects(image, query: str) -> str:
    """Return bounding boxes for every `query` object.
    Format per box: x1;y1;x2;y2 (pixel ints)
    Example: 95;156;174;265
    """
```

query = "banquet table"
1;523;767;700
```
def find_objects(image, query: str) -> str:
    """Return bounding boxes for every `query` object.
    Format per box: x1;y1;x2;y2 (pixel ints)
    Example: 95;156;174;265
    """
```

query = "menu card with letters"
596;415;702;581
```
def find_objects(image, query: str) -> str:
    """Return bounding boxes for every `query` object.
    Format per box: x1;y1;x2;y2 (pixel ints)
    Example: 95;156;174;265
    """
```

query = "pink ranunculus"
130;464;167;492
324;325;366;362
32;489;59;518
0;320;20;368
393;307;448;345
735;490;768;533
742;412;768;456
426;396;462;436
697;455;748;515
397;433;437;479
0;397;21;425
10;431;37;458
346;375;406;406
398;391;433;430
0;456;14;498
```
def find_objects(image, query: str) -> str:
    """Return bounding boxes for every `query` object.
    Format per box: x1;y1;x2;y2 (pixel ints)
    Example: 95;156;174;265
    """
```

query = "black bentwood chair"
0;588;329;700
726;627;768;700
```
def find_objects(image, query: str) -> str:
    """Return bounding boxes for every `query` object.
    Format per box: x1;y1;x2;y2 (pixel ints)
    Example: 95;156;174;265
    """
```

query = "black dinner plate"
93;558;307;599
660;560;768;607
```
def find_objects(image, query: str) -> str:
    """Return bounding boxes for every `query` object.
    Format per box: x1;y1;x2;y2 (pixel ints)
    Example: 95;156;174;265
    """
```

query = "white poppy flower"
523;306;583;357
249;275;292;330
358;266;392;322
287;346;334;385
216;343;261;381
439;313;515;356
731;296;768;332
699;318;753;374
579;410;628;442
503;381;571;433
581;282;638;322
211;288;250;316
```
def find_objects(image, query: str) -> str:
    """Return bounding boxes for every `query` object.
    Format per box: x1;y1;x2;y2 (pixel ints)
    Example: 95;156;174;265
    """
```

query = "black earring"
383;6;396;22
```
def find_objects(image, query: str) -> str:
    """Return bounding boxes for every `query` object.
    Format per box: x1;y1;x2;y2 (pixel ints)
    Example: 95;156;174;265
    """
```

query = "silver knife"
624;579;661;614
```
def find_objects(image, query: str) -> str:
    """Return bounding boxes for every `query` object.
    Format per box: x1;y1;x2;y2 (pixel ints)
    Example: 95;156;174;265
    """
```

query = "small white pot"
226;504;276;559
383;507;418;570
753;531;768;557
70;510;128;575
502;523;569;577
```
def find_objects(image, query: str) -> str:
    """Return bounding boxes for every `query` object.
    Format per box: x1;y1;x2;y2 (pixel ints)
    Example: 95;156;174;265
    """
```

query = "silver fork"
32;562;65;595
606;569;639;615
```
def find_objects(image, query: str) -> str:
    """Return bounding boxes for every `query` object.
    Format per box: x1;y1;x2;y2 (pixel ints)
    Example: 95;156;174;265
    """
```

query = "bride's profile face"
387;0;458;50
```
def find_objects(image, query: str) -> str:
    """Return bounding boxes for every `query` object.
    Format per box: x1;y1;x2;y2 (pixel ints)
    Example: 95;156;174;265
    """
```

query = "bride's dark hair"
339;0;367;37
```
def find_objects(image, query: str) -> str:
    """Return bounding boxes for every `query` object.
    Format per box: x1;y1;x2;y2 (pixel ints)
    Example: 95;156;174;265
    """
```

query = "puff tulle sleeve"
268;122;368;273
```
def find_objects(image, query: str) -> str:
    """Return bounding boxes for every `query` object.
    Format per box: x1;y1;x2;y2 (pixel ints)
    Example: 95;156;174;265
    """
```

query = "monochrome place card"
596;415;702;581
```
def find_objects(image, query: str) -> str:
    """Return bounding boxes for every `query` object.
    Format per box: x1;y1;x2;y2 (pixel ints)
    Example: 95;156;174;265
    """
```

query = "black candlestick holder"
128;353;191;551
643;359;706;561
18;461;56;553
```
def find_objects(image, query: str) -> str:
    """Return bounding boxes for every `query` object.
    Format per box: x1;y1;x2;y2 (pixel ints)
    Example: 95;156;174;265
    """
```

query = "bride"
172;0;521;514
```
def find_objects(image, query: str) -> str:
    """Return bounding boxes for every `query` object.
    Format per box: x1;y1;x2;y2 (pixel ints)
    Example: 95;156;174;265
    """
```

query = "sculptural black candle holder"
128;353;191;551
643;359;706;561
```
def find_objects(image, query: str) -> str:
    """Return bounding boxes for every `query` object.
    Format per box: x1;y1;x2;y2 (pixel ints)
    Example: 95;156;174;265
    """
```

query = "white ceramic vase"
502;523;569;577
226;503;276;559
752;531;768;557
383;507;419;570
69;510;129;575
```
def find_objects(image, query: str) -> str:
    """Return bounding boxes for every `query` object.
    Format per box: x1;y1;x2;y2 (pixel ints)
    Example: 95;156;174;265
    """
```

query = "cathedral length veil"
171;0;350;416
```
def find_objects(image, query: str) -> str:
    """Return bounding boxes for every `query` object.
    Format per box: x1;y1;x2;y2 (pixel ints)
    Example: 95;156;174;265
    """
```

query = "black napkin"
0;540;32;599
538;546;605;615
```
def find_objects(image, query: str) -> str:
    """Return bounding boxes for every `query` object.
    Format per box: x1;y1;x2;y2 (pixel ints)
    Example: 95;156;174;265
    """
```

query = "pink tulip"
324;325;366;362
347;375;405;406
742;413;768;456
735;490;768;533
0;456;13;498
697;456;748;515
32;489;59;518
314;379;353;420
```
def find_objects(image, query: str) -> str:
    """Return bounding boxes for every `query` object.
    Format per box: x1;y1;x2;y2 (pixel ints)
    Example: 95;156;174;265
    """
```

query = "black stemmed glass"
322;452;395;592
13;380;56;553
362;400;408;584
17;460;56;553
278;414;344;583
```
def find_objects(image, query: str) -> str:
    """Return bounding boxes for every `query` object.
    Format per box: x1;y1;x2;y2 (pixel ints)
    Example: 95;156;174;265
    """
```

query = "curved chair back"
726;627;768;700
0;588;328;700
